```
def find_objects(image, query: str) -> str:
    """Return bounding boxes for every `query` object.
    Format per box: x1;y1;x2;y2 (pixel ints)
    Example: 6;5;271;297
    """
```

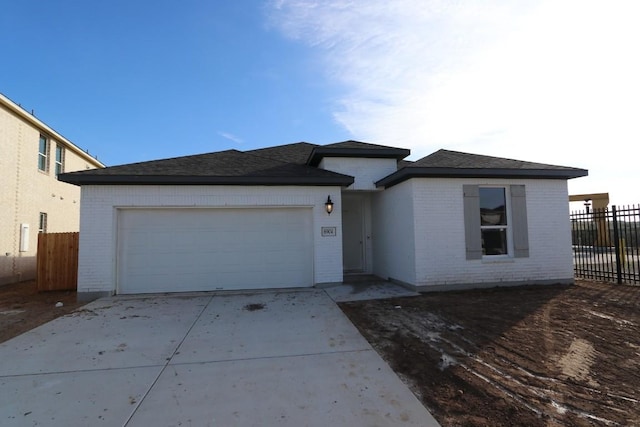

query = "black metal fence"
571;205;640;284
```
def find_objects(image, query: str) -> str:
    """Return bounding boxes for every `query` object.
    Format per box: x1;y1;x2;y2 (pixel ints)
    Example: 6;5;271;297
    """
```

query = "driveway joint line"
122;294;214;427
0;364;168;379
166;348;375;367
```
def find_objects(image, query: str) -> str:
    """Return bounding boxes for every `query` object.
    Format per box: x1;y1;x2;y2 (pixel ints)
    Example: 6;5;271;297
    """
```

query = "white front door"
342;196;364;272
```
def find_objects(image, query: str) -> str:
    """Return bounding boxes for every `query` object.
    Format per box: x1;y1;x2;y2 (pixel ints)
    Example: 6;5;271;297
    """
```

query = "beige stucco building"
1;93;104;285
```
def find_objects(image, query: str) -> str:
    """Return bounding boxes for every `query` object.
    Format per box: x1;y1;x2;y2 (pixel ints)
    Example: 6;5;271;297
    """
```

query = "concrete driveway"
0;289;439;426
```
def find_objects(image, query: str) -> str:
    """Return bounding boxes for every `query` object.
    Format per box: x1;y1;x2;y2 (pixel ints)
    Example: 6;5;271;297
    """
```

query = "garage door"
117;208;313;294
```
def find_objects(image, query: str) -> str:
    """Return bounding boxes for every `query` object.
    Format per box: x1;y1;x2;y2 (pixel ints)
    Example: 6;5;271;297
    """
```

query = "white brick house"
0;93;104;285
60;141;587;299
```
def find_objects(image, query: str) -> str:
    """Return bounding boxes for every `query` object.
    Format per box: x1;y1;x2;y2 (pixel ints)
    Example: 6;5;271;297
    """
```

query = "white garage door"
117;208;313;294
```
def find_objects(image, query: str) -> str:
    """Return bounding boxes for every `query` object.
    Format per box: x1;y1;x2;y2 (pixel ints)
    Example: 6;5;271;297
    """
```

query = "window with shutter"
463;184;529;259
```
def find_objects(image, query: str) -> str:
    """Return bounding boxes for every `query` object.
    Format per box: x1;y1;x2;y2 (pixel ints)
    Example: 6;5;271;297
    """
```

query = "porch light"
325;196;334;215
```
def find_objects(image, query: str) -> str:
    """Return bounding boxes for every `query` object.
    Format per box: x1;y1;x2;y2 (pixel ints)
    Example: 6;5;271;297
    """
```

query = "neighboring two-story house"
1;93;105;285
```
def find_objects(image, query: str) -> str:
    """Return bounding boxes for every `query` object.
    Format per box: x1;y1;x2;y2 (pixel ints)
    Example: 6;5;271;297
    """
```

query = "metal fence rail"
571;205;640;284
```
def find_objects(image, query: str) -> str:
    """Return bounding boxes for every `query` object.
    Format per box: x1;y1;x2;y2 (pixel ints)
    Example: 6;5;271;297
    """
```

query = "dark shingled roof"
59;149;354;186
59;142;588;188
247;142;317;165
376;149;588;188
323;140;402;150
411;149;584;170
307;140;410;166
398;159;414;169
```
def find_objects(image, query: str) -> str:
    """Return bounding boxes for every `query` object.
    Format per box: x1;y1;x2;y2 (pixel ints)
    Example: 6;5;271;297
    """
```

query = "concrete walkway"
323;280;419;302
0;289;439;426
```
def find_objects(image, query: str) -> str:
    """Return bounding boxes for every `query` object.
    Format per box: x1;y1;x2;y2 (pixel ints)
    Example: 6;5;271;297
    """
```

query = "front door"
342;195;364;272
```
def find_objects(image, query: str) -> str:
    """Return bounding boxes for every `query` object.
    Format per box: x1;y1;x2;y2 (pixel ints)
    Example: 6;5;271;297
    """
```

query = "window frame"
463;184;529;260
38;212;48;233
55;144;65;177
38;135;49;172
479;186;512;258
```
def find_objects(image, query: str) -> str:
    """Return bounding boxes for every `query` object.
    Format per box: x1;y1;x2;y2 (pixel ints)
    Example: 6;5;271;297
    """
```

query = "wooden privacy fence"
37;232;79;291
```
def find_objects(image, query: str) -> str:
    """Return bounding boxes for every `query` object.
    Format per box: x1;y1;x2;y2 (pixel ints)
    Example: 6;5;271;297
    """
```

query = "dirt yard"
0;281;85;344
340;280;640;427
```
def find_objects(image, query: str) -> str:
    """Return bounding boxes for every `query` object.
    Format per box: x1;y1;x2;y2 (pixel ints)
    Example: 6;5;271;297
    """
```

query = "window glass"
39;212;47;233
55;145;64;177
479;188;508;255
38;135;48;171
480;188;506;225
481;229;507;255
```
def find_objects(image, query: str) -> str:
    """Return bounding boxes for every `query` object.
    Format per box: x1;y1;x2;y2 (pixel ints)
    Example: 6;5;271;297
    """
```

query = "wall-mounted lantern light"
325;196;334;215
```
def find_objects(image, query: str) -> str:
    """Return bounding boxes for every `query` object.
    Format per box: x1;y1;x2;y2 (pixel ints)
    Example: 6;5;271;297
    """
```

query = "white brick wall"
319;157;397;190
410;178;573;288
77;185;343;294
371;180;417;284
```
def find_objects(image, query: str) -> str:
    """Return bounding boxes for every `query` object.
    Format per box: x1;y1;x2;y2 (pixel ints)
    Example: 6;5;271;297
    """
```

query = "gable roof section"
307;140;410;166
376;149;588;188
59;149;354;186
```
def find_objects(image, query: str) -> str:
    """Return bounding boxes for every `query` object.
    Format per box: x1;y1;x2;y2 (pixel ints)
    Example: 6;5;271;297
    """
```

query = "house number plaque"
321;227;337;237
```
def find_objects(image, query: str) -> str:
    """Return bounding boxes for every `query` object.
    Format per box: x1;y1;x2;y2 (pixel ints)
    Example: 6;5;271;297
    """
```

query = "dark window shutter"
510;185;529;258
463;185;482;260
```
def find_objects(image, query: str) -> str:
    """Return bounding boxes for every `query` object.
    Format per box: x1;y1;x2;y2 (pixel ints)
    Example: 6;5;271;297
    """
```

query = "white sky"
270;0;640;207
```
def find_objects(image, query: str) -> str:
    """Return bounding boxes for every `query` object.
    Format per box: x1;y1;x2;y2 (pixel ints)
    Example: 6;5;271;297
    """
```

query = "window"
480;187;508;255
55;144;65;177
463;185;529;260
38;135;49;172
39;212;47;233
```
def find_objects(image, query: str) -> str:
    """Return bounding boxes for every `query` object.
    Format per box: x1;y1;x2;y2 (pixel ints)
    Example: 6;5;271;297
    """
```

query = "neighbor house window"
55;144;65;177
463;185;529;260
38;135;49;172
479;187;508;255
39;212;48;233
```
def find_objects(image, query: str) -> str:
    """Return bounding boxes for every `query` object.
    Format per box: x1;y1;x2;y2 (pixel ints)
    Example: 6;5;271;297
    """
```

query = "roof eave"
58;174;355;187
375;167;589;188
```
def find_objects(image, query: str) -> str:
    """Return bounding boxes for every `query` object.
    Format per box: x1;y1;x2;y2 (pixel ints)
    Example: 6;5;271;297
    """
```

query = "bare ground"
339;280;640;427
0;280;85;344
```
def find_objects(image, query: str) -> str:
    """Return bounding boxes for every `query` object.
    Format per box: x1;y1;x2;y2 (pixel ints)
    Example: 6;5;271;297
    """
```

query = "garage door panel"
117;208;313;294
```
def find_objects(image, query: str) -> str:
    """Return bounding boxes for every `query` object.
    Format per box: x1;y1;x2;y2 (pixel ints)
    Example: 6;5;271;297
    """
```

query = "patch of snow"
588;310;634;326
551;401;567;415
0;309;25;316
425;331;440;341
576;411;618;426
438;353;458;371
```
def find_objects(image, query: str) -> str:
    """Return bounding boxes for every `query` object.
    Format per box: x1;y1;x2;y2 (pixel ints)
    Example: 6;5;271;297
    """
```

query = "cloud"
218;131;244;144
268;1;532;148
268;0;640;205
